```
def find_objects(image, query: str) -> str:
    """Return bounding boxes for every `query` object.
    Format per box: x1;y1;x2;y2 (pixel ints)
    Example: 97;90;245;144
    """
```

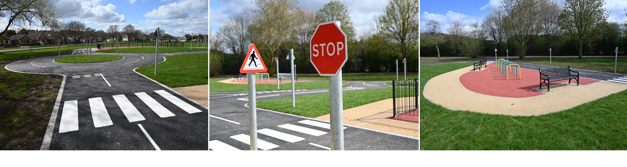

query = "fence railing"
95;41;189;50
392;78;418;118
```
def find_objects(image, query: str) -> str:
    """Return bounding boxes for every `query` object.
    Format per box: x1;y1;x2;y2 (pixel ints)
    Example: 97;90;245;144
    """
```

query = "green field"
136;53;208;88
54;55;123;63
209;78;344;92
420;57;473;64
515;58;627;74
97;47;207;53
298;74;417;81
420;63;627;150
0;47;89;63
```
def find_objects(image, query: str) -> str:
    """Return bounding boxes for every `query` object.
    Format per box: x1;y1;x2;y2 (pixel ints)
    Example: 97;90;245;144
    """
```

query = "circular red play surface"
459;64;599;98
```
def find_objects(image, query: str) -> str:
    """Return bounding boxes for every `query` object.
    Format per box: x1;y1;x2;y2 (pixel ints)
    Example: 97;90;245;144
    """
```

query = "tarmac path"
209;80;419;150
5;51;209;150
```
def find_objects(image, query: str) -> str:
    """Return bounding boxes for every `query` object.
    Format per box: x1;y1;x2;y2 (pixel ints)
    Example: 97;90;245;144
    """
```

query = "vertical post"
507;49;508;60
328;21;344;150
495;49;497;64
155;28;159;75
616;47;618;73
396;59;398;81
89;38;92;62
276;58;280;90
247;73;258;150
290;49;295;107
392;80;396;118
57;39;60;56
191;35;193;50
404;60;407;81
117;36;119;57
550;48;552;66
414;78;418;110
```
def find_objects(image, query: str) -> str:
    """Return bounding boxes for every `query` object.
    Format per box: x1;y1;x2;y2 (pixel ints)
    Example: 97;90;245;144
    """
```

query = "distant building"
0;34;12;46
10;35;32;45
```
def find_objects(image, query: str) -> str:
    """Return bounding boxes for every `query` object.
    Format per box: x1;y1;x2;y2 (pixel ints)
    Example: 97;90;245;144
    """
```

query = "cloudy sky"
421;0;627;34
210;0;389;37
45;0;208;37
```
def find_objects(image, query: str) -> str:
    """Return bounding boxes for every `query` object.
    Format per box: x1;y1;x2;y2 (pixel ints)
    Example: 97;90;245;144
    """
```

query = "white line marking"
309;143;331;150
209;140;240;151
138;124;161;151
278;124;327;136
88;97;113;128
94;73;102;76
237;94;280;101
298;120;346;129
59;100;79;133
31;60;46;67
98;73;111;87
72;75;80;79
83;74;91;77
230;134;279;150
155;90;201;114
40;75;66;150
141;56;144;59
294;90;329;95
124;59;141;64
209;115;240;124
135;92;175;118
608;80;627;84
258;129;305;143
112;94;146;122
62;65;103;68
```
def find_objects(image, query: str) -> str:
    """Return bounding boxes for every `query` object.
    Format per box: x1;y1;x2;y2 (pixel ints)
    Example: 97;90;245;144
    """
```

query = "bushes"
209;50;223;77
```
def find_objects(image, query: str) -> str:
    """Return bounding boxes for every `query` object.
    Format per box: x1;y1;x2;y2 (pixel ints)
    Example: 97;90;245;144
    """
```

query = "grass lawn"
54;55;123;63
515;58;627;74
0;47;88;63
420;63;627;150
298;74;417;81
209;78;346;92
420;57;473;64
257;87;399;117
96;47;207;53
136;53;208;88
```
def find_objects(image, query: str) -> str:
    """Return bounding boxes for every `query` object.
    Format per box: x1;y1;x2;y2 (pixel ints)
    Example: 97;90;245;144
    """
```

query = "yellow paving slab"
172;84;208;106
423;65;627;116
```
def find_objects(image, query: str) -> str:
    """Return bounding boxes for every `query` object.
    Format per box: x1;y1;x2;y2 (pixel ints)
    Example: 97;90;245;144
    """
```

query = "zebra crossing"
58;90;201;133
607;76;627;85
72;73;101;79
210;119;345;151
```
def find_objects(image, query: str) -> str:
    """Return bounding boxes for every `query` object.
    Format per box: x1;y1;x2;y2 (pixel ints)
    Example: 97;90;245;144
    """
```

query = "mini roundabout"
423;60;627;116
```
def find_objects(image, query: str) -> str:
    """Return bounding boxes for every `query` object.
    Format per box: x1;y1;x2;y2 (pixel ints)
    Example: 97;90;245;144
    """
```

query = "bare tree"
425;19;443;58
540;0;562;50
0;0;59;34
250;0;298;73
210;30;224;51
315;0;356;41
293;7;317;65
221;10;252;59
481;8;506;53
559;0;609;59
107;24;119;42
448;20;466;56
376;0;419;60
122;24;136;41
502;0;543;59
463;22;486;57
66;21;85;43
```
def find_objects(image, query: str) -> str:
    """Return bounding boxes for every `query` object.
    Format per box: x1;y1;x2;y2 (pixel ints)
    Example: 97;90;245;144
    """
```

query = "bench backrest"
539;67;571;77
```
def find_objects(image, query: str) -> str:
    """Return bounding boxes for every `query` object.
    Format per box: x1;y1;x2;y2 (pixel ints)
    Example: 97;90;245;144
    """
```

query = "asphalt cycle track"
5;50;209;150
209;80;420;150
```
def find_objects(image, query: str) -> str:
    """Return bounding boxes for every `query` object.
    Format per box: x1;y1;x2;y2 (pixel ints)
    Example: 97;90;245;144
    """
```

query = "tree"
18;28;28;35
66;21;85;43
425;19;443;58
0;0;59;35
294;7;317;61
210;31;224;51
482;8;506;54
447;21;466;56
221;10;252;59
122;24;136;41
107;24;119;41
558;0;609;59
4;29;16;36
539;0;562;50
250;0;298;74
376;0;419;60
315;0;356;41
463;22;486;58
502;0;543;59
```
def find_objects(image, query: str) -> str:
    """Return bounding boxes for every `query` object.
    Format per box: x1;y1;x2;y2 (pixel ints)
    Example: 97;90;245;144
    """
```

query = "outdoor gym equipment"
497;59;521;80
256;73;269;81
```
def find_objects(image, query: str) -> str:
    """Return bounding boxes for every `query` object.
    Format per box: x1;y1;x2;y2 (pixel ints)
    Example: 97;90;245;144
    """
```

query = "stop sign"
310;22;347;76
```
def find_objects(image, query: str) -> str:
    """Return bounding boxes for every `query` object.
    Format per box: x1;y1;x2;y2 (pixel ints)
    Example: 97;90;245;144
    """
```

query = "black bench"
233;73;243;81
473;58;488;70
539;66;579;91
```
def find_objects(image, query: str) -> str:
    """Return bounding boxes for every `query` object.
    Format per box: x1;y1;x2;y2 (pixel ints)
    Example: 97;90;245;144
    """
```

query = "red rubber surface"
459;64;599;98
387;109;418;123
230;79;308;84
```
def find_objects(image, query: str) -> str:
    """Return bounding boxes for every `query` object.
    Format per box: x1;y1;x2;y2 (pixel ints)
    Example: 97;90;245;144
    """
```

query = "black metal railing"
392;78;418;118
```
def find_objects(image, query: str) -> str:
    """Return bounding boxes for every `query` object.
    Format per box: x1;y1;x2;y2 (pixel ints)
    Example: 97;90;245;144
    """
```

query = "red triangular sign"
240;44;267;73
402;58;407;64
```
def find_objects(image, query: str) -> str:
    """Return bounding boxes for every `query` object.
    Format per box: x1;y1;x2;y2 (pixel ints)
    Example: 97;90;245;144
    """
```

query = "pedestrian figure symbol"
248;51;258;67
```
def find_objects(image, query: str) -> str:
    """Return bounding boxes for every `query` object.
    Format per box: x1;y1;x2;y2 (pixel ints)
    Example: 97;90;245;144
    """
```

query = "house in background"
10;35;32;46
27;30;49;45
122;35;129;42
0;34;12;46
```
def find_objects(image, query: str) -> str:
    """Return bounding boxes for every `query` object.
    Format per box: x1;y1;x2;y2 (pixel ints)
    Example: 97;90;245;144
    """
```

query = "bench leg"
548;80;550;92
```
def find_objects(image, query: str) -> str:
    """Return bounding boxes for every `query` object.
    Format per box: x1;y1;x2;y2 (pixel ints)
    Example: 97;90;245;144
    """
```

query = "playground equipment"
256;73;269;81
497;59;521;80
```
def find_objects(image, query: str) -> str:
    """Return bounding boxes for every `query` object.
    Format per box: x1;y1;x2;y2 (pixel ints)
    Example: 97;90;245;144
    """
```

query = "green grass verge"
209;78;346;92
420;57;473;64
298;74;417;81
54;55;123;63
136;53;208;88
420;63;627;150
96;47;207;53
515;58;627;74
0;47;88;63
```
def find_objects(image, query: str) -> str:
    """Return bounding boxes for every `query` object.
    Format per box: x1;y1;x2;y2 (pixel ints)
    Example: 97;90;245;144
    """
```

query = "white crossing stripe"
154;90;201;114
88;97;113;128
278;124;326;136
607;76;627;85
298;120;346;129
230;134;279;150
94;73;102;76
258;129;305;143
209;140;240;151
72;75;80;79
84;74;91;77
112;94;146;122
135;92;175;118
59;100;79;133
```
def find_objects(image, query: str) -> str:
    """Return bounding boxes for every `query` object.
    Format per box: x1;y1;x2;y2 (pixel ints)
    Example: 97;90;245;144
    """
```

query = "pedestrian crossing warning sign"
240;43;267;73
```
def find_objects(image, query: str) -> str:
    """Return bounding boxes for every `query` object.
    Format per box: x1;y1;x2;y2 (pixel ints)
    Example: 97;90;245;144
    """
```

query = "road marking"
124;59;141;64
258;128;305;143
40;75;67;150
155;90;201;114
230;134;279;150
138;124;161;151
210;115;240;124
94;73;101;76
278;124;326;136
31;60;45;67
141;56;144;59
607;77;627;85
72;75;80;79
135;92;175;118
209;140;240;151
309;143;331;150
84;74;91;77
298;120;346;129
97;73;111;87
59;100;79;133
88;97;113;128
237;94;280;101
294;90;329;95
62;65;103;69
112;94;146;122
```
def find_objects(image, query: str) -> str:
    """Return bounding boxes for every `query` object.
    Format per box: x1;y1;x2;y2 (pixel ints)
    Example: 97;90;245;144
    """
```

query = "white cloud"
420;11;482;34
605;0;627;23
480;0;502;12
130;0;137;4
139;13;208;36
53;0;126;25
144;0;209;19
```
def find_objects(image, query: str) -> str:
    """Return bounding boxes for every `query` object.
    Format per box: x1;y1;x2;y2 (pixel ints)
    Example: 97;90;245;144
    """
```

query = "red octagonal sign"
310;22;347;76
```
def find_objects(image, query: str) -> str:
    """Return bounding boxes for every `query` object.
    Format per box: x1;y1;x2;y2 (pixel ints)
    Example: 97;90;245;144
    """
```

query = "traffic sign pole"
191;34;193;50
550;48;552;66
616;47;618;73
507;49;509;60
329;69;343;150
404;59;407;81
247;73;258;150
290;49;295;108
395;59;398;81
117;35;119;57
155;28;160;75
89;37;92;62
276;57;280;90
494;48;497;64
